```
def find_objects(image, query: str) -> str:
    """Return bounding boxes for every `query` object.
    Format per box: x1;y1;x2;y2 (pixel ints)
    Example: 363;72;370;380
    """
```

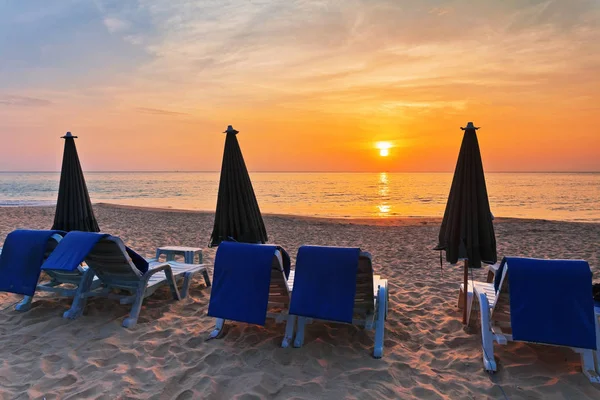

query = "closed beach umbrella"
435;122;497;324
209;125;268;247
52;132;100;232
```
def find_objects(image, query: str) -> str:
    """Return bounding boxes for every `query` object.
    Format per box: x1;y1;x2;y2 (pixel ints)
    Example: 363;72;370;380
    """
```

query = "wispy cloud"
0;0;599;171
136;107;188;116
85;0;599;114
103;17;130;33
0;95;52;107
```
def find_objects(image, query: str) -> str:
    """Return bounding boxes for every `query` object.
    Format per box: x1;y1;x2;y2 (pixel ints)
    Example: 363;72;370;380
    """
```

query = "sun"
376;141;392;157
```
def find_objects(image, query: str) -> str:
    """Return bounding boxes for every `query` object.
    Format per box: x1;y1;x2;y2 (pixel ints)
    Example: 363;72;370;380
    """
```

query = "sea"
0;172;598;222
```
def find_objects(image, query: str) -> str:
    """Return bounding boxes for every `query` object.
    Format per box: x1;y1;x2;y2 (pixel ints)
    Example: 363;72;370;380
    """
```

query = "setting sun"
376;142;392;157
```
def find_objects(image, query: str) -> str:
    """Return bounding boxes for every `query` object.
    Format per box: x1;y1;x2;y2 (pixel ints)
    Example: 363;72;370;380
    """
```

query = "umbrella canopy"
209;125;268;247
52;132;100;232
435;122;497;323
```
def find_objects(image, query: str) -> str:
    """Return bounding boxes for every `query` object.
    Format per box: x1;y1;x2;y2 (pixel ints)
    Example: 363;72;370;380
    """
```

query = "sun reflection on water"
377;172;391;216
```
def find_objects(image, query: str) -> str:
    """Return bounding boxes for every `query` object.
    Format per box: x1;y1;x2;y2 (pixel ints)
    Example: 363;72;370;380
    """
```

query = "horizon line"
0;170;599;174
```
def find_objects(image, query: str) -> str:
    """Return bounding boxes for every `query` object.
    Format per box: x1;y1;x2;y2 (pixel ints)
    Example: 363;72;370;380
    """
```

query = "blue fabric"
42;231;109;272
42;232;150;275
208;241;282;326
504;257;597;350
289;246;360;324
125;247;149;274
0;230;65;296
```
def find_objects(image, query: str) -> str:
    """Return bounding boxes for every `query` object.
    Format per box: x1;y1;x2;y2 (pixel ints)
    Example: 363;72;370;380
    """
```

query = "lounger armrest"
142;262;181;301
143;262;173;277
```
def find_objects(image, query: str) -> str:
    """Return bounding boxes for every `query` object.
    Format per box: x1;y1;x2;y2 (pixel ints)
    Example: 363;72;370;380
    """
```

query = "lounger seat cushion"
208;241;283;326
289;246;360;323
500;257;596;350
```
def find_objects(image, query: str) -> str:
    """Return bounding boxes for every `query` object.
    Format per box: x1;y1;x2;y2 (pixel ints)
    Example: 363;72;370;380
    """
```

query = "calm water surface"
0;172;598;222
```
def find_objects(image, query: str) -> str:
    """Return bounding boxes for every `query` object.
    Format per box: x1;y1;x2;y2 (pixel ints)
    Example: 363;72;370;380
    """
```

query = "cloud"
103;17;130;33
89;0;598;103
0;95;52;107
136;107;188;116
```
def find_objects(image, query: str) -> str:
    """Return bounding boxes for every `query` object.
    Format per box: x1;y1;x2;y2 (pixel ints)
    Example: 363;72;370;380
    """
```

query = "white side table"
156;246;203;264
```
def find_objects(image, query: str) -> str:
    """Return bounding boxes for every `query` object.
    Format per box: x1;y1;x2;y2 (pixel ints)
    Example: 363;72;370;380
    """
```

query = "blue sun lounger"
476;257;600;383
207;241;294;346
41;231;210;328
287;246;389;358
0;229;102;311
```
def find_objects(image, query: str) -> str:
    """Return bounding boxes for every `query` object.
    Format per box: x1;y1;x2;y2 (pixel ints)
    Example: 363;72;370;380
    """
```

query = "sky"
0;0;599;172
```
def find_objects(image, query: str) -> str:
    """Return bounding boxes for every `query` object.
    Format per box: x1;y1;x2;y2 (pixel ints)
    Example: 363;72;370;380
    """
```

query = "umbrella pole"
463;259;469;324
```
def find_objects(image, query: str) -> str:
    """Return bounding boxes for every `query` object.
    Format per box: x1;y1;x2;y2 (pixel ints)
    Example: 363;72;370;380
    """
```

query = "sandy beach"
0;203;599;399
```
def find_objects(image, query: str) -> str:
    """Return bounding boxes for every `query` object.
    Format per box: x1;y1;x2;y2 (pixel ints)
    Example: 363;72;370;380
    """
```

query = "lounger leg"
479;292;497;372
15;295;34;312
122;282;147;328
164;268;181;301
282;315;296;348
293;317;308;348
180;271;193;299
373;284;387;358
208;318;225;339
577;349;600;383
121;265;180;328
64;268;96;319
201;268;211;287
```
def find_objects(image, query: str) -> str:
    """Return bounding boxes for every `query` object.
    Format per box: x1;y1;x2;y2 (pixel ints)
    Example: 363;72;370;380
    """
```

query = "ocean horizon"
1;171;598;223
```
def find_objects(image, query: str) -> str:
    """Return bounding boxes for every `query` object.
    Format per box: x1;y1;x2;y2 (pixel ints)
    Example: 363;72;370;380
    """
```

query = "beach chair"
16;233;103;311
207;241;295;347
288;246;389;358
42;232;211;328
476;257;600;383
0;230;102;311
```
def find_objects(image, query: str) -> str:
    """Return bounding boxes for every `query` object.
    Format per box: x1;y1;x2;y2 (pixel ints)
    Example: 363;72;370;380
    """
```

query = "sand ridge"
0;204;599;399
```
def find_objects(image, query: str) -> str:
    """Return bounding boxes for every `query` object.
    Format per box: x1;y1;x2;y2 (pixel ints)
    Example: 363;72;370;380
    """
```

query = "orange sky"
0;0;599;172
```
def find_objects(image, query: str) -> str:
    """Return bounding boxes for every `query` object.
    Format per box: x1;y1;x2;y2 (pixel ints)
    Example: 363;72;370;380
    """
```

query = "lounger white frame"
64;236;211;328
288;252;389;358
476;263;600;383
208;249;296;347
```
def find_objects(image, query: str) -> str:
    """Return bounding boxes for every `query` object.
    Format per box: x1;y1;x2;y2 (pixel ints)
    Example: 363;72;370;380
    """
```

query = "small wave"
0;200;56;207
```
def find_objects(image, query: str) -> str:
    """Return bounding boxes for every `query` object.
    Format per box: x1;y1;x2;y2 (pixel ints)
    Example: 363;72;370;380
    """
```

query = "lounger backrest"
44;234;87;284
353;252;375;317
268;249;290;308
84;236;142;289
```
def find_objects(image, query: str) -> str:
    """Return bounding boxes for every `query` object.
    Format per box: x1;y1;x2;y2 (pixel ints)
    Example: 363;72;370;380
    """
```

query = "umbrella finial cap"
61;131;78;139
223;125;239;134
461;122;479;131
